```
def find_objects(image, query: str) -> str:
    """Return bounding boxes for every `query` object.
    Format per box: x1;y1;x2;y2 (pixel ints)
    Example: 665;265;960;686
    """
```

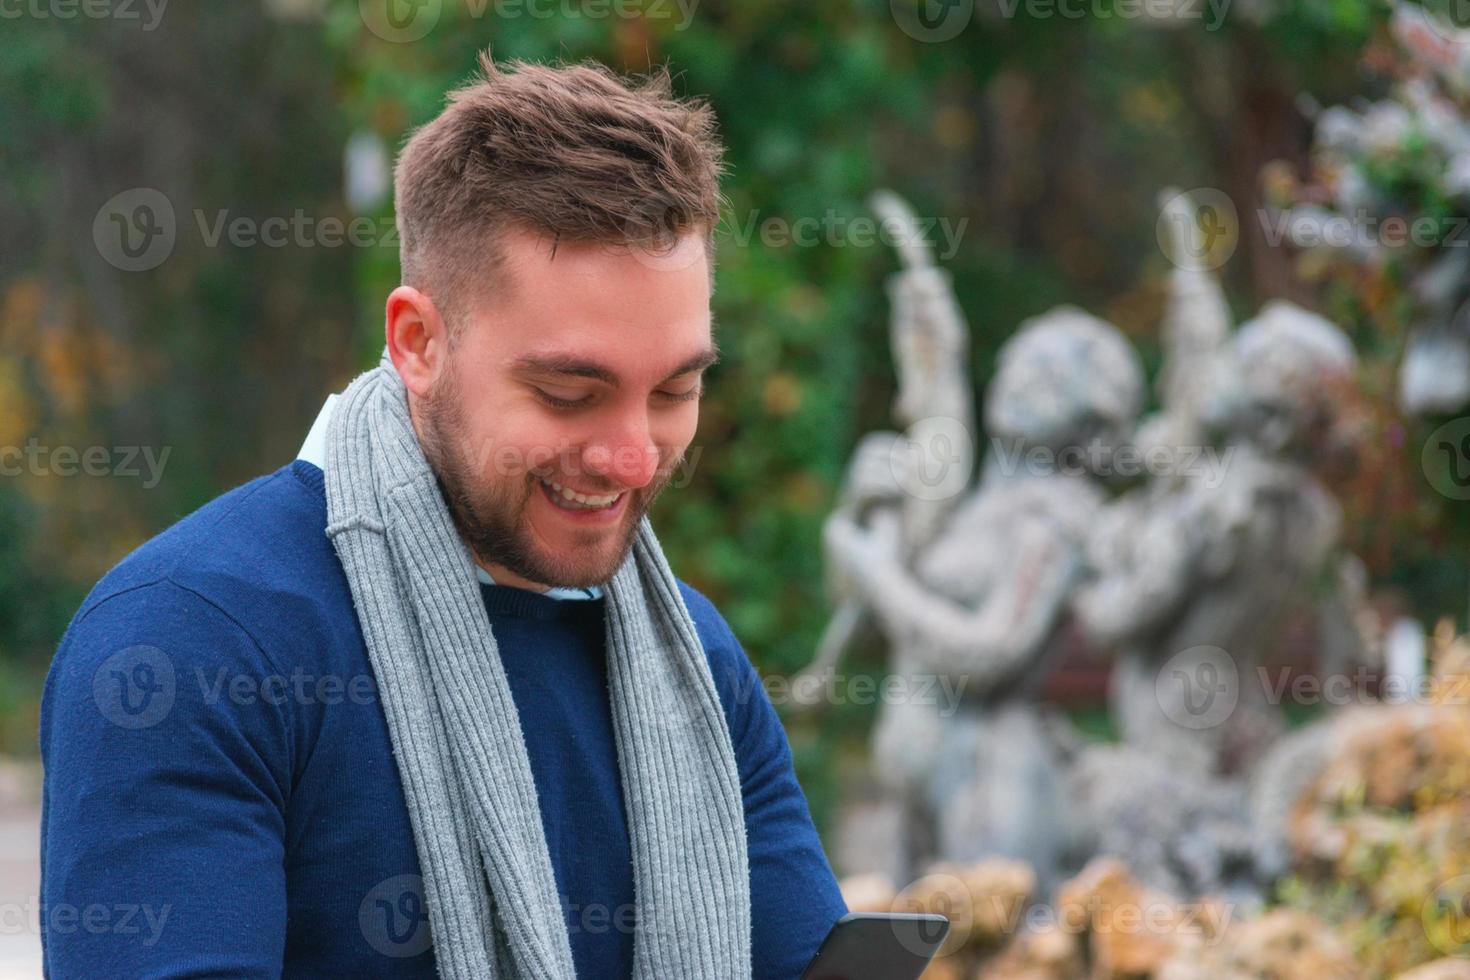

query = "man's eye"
657;386;702;403
534;389;592;410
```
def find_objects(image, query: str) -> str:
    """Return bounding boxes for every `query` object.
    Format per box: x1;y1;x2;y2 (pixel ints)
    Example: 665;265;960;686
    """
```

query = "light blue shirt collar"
296;395;603;601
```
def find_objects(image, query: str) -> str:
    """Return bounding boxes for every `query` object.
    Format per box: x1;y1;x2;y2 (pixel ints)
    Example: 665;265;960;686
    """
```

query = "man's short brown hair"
393;52;726;330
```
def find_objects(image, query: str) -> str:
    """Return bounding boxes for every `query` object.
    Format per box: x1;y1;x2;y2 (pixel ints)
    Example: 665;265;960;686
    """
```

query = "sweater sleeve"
680;585;848;980
39;579;293;979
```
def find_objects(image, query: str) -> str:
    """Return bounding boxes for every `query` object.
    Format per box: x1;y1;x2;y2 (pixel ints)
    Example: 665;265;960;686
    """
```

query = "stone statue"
822;223;1145;889
1075;298;1357;778
1066;207;1366;898
796;192;975;706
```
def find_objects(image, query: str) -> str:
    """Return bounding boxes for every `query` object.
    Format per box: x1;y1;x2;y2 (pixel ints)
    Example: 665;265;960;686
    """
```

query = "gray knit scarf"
322;353;751;978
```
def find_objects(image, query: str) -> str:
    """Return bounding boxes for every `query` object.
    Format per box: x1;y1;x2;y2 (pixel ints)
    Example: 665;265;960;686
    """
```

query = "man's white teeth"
541;477;621;509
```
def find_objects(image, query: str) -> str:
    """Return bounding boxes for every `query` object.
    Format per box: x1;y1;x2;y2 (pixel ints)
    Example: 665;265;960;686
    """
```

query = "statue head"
1201;301;1358;457
984;307;1145;472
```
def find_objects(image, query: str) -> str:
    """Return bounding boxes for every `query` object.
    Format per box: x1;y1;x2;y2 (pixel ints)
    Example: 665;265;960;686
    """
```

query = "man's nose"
583;412;660;489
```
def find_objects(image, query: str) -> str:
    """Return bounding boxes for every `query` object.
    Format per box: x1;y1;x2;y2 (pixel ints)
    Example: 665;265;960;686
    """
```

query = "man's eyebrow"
511;354;618;385
512;343;721;388
663;344;721;383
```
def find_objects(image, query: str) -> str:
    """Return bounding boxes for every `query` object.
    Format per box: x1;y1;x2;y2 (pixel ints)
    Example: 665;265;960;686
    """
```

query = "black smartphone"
799;912;951;980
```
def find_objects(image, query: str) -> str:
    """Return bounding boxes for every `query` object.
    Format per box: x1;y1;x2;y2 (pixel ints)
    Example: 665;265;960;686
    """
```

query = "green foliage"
4;0;1445;849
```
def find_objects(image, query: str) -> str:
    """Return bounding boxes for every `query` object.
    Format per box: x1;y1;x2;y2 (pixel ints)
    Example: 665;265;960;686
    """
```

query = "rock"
1053;857;1207;979
916;955;968;980
1067;743;1258;902
894;858;1036;952
1428;620;1470;707
1290;705;1470;873
1157;908;1361;980
1395;960;1470;980
974;923;1084;980
1276;660;1470;977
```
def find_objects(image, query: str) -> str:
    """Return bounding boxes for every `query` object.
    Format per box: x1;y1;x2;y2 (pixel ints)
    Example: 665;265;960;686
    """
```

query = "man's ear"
385;286;449;398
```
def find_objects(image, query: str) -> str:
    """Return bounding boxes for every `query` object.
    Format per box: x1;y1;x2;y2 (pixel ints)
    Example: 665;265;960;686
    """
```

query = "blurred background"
5;0;1470;976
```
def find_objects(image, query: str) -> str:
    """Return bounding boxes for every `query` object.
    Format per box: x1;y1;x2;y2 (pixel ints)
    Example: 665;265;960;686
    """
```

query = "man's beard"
416;371;673;590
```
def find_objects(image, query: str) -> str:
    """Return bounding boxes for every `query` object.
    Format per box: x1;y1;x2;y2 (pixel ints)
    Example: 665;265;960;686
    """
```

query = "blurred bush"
4;0;1463;838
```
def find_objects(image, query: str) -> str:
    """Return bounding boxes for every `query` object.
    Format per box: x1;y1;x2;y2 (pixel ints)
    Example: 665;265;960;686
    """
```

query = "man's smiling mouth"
536;475;624;511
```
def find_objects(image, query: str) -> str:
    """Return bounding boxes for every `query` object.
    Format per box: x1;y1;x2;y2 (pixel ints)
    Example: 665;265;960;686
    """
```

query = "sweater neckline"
479;582;606;623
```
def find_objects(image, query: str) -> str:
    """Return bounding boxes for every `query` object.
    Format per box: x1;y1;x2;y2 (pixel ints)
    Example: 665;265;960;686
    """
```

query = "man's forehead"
489;224;713;293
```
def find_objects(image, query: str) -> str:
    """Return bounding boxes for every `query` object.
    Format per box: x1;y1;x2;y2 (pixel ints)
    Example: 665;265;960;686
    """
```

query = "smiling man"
40;55;847;979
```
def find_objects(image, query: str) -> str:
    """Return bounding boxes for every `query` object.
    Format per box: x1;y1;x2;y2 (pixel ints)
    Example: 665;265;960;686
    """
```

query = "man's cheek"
476;431;558;481
657;416;699;464
520;441;560;478
662;445;703;490
487;442;532;481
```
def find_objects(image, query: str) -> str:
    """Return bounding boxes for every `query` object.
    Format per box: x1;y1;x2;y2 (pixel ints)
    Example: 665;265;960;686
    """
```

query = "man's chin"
513;516;643;590
514;551;625;592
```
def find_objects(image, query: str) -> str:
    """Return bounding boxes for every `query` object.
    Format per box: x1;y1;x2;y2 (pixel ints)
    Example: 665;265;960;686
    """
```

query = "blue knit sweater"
39;460;846;978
